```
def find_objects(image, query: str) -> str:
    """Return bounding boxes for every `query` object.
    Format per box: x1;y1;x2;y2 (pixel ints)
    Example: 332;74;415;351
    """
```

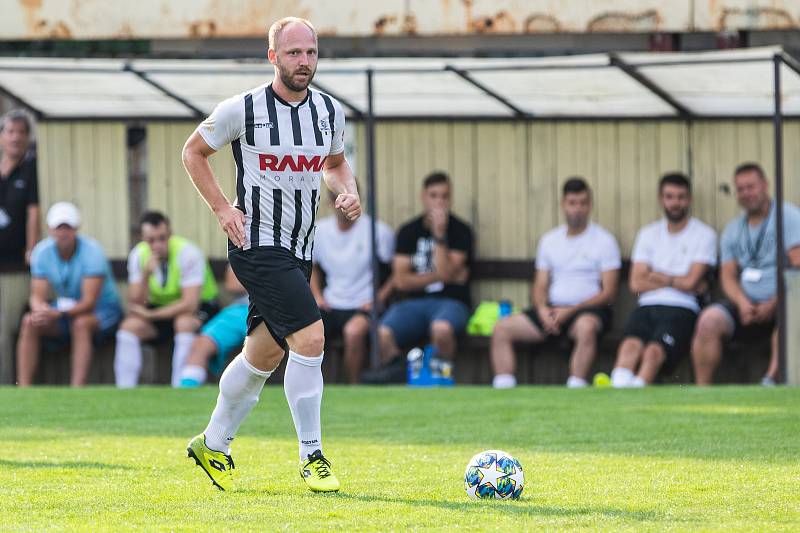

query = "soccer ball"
464;450;524;500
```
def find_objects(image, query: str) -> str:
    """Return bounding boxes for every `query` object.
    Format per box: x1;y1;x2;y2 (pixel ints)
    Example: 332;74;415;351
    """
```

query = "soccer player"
611;173;717;387
181;17;359;492
691;163;800;385
490;178;621;388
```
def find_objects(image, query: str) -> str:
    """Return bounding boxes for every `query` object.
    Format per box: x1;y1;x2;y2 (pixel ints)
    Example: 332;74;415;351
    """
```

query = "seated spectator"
611;173;717;387
692;163;800;385
363;171;473;383
178;265;248;387
16;202;122;386
0;110;39;266
114;211;219;388
311;189;395;384
490;177;621;389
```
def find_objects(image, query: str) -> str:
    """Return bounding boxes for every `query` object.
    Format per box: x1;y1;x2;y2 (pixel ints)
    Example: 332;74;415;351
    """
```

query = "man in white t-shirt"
311;189;395;383
611;173;717;387
114;211;219;388
491;178;621;388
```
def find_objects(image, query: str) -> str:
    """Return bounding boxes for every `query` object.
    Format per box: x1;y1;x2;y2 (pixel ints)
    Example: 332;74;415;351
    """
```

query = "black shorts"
321;308;369;340
623;305;697;364
228;246;321;349
148;301;219;344
523;306;612;340
713;299;776;341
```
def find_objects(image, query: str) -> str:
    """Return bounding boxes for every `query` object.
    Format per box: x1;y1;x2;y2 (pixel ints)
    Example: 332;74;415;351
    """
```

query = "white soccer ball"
464;450;524;500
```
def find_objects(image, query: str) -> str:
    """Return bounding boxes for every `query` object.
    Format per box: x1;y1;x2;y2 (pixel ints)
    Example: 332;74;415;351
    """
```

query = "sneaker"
300;450;340;493
186;434;235;491
761;376;776;387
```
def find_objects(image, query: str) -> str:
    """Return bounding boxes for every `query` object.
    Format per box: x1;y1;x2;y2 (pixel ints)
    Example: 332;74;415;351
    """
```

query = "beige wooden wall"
37;122;129;257
139;119;800;307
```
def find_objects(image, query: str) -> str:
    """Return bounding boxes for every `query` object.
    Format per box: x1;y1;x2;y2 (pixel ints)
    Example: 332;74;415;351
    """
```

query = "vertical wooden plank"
712;120;739;231
595;122;619;236
617;122;640;255
528;121;557;256
450;122;476;226
637;122;660;228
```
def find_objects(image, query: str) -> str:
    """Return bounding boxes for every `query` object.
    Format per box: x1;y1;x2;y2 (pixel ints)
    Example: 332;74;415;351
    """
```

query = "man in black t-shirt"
363;172;473;383
0;110;39;267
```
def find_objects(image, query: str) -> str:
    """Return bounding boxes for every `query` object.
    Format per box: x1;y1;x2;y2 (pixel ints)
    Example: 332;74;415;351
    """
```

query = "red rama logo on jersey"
259;154;327;172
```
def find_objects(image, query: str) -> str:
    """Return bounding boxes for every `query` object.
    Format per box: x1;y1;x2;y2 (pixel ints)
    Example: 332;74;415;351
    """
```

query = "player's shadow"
331;492;660;521
0;459;135;470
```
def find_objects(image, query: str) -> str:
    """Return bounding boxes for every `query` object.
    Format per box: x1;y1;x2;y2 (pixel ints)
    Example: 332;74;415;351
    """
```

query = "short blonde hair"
268;17;317;51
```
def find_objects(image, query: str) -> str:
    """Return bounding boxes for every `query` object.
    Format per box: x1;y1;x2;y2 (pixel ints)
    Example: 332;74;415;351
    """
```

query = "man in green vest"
114;211;219;388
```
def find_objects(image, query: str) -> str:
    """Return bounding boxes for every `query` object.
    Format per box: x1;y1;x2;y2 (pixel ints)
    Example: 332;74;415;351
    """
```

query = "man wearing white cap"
16;201;122;386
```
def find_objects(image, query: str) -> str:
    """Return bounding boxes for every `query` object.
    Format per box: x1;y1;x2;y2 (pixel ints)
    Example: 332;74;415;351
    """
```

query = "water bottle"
407;347;424;383
498;299;512;318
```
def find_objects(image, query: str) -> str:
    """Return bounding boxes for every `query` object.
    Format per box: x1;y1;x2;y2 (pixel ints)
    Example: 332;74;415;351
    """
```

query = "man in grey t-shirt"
692;163;800;385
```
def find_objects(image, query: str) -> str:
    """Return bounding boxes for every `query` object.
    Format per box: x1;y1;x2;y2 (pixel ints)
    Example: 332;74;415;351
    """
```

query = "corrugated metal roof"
0;47;797;120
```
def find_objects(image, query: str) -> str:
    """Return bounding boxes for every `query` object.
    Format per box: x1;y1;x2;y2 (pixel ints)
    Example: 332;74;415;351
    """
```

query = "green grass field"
2;385;799;531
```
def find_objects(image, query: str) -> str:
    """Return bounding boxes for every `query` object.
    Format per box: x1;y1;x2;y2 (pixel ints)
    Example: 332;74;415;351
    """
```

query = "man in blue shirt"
16;202;122;386
692;163;800;385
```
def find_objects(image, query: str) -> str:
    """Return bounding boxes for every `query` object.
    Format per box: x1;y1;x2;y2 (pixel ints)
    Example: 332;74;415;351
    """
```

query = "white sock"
284;351;324;461
566;375;588;388
171;332;197;387
180;364;207;386
630;376;646;388
492;373;517;389
204;353;271;454
114;330;142;388
611;367;634;388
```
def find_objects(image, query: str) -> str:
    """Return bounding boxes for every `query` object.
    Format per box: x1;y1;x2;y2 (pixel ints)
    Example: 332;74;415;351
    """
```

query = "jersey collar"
268;83;311;108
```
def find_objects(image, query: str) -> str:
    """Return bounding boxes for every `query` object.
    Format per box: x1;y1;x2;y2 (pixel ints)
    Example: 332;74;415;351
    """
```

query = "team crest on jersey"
318;119;331;132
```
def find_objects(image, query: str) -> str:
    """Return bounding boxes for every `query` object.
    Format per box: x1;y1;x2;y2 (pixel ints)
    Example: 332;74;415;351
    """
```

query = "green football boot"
300;450;340;493
186;434;235;491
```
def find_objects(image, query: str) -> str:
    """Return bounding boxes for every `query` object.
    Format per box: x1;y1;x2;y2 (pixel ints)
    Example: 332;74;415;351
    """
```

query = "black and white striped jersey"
197;82;345;261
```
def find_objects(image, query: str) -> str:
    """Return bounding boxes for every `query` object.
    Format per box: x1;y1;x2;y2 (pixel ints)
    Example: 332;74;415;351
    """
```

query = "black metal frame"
1;50;795;379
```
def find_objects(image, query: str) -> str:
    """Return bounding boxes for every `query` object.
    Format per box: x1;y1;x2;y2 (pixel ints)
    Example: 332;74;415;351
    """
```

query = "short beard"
566;216;587;231
277;62;314;93
664;208;688;223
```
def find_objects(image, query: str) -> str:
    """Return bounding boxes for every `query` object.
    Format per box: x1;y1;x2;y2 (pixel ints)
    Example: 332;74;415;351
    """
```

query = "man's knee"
430;320;455;342
694;308;729;341
289;320;325;355
174;313;200;333
20;312;37;334
71;314;96;334
642;343;666;365
378;325;396;345
571;315;599;342
491;316;513;341
343;315;369;345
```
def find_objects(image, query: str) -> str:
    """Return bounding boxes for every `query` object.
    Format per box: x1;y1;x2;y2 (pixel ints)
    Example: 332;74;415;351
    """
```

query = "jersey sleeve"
394;223;416;256
783;203;800;250
178;243;206;288
377;221;396;263
694;227;718;266
30;241;47;278
81;241;109;278
27;159;39;205
535;234;552;271
719;220;738;264
600;233;623;271
127;247;143;285
329;100;346;156
197;95;245;151
631;227;653;265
